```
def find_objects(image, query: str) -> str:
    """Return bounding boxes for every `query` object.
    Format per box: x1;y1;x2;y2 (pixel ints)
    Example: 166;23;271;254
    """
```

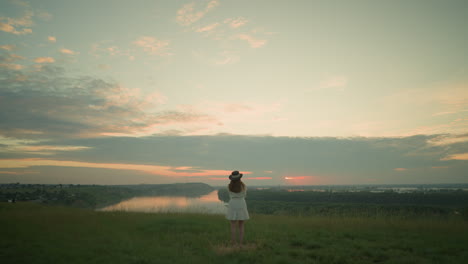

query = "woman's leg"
238;220;245;245
230;221;237;244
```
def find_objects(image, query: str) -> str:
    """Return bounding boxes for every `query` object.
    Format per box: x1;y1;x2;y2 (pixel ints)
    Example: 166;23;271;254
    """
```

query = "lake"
99;190;227;214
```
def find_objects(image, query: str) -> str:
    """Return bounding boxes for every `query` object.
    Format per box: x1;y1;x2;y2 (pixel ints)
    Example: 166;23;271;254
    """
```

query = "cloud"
1;135;467;184
0;52;25;70
133;36;171;56
368;83;468;137
0;0;52;35
90;41;134;60
192;50;240;65
189;101;283;133
0;1;36;35
441;153;468;161
60;48;78;55
0;63;23;70
6;53;25;61
176;0;219;26
0;12;33;35
0;45;16;51
0;158;236;178
107;46;120;56
175;2;269;66
34;57;55;63
0;170;38;175
195;22;220;33
427;133;468;146
383;83;468;126
48;36;56;43
35;10;52;21
432;111;457;116
393;168;407;171
0;64;219;139
236;34;267;48
4;145;92;156
225;17;248;28
98;64;110;70
398;119;468;137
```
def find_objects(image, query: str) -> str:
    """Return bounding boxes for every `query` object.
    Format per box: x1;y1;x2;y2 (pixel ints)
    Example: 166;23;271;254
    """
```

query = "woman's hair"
228;180;245;193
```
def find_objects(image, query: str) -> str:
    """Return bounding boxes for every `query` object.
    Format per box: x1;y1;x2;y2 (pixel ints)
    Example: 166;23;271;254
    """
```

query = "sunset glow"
0;158;236;178
285;177;306;180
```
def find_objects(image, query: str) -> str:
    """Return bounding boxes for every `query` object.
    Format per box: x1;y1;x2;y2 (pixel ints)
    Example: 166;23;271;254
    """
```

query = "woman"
226;170;249;245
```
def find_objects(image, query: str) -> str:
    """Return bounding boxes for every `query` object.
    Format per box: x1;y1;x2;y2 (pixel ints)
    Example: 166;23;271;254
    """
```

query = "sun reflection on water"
99;190;226;214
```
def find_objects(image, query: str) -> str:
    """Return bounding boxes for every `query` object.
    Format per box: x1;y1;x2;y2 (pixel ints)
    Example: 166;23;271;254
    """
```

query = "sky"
0;0;467;186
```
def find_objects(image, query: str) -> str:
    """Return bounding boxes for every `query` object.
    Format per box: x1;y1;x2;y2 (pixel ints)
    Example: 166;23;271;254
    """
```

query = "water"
99;190;227;214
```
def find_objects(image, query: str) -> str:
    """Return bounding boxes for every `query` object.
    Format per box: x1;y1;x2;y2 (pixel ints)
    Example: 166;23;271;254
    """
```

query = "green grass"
1;202;467;264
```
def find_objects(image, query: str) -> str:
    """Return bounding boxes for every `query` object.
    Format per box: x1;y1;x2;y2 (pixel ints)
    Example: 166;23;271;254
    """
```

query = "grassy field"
1;202;467;264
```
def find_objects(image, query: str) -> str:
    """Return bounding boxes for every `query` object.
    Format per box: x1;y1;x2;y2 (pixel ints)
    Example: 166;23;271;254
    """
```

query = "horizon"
2;181;468;188
1;0;467;186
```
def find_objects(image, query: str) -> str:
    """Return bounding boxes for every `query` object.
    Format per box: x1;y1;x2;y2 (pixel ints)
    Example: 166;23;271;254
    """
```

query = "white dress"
226;187;250;220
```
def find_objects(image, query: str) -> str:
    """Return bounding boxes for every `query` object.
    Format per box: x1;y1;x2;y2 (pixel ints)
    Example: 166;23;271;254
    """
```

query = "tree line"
218;188;468;219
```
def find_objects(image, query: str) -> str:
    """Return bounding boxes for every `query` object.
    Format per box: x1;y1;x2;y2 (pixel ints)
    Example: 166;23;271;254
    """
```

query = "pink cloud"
0;158;239;177
432;111;457;116
0;53;25;70
394;168;407;171
0;45;16;51
0;63;23;70
34;57;55;63
225;17;248;28
397;120;468;137
14;145;91;154
236;34;267;48
133;36;171;56
0;12;33;35
285;176;307;180
441;153;468;161
60;48;78;55
0;2;51;35
106;46;120;56
48;36;56;43
176;0;219;26
196;22;220;33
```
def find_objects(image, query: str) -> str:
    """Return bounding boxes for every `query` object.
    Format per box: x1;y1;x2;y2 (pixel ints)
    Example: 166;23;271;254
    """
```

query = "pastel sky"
0;0;467;185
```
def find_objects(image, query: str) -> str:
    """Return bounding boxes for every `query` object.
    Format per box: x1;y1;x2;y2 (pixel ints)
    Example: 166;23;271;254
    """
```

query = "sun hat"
229;170;243;181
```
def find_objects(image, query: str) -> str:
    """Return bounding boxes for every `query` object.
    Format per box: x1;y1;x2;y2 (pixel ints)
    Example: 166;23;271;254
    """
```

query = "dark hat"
229;170;243;181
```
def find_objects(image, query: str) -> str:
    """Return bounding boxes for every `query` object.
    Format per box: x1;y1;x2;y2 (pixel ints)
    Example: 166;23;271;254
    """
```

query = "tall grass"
1;202;467;264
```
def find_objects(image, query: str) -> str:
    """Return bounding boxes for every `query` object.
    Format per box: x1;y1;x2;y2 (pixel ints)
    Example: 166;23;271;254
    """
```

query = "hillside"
1;202;467;264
